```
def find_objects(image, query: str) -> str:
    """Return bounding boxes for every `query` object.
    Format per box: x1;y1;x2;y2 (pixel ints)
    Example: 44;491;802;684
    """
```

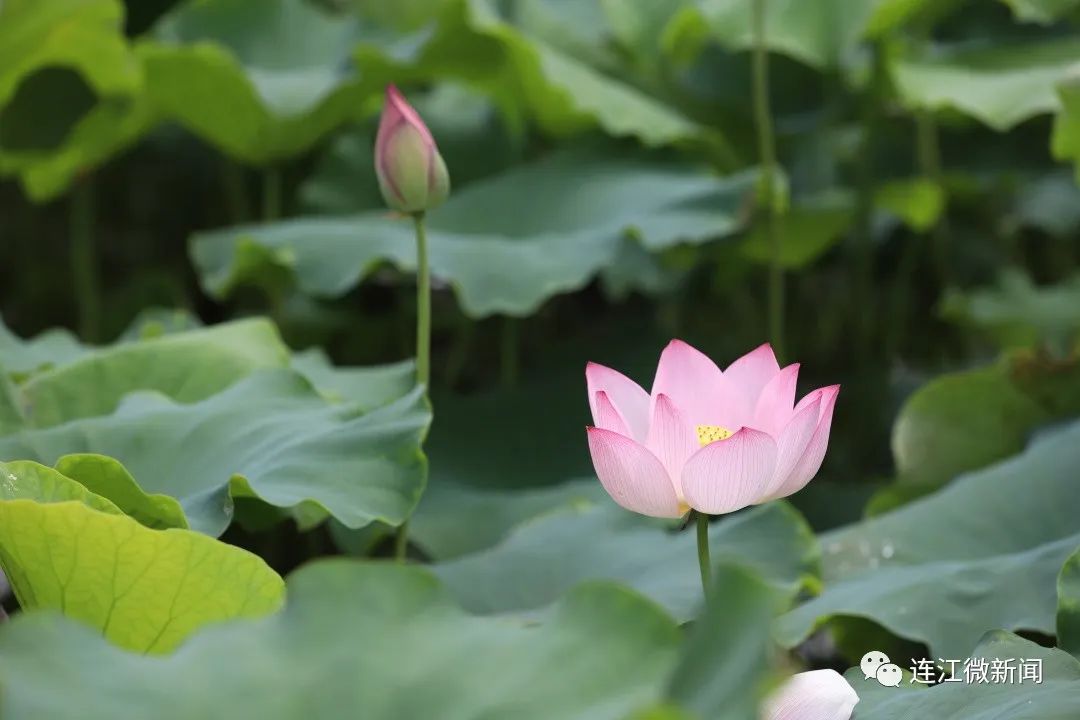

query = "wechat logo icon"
861;651;902;687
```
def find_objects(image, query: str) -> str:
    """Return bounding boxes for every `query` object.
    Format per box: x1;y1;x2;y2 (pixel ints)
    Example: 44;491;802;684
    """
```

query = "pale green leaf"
0;370;429;536
0;561;682;718
777;419;1080;659
434;502;818;619
1059;547;1080;659
54;454;188;530
892;38;1080;131
0;460;283;654
192;149;754;317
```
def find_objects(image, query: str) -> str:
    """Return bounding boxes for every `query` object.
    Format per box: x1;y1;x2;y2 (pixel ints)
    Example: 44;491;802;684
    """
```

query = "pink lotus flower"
586;340;838;518
763;670;859;720
375;85;450;214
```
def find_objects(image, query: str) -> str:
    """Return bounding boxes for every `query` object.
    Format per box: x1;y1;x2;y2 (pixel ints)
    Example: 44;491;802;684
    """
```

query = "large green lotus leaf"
0;0;138;125
434;501;818;620
0;375;23;435
776;419;1080;659
0;561;682;719
941;269;1080;349
54;454;188;530
875;178;945;233
662;0;930;70
291;348;416;411
409;478;608;560
1012;171;1080;239
0;0;146;200
1002;0;1080;23
845;632;1080;719
666;563;778;720
12;92;158;202
0;460;283;654
10;318;290;429
0;459;123;515
599;0;687;71
1051;73;1080;184
1060;547;1080;659
138;0;368;164
191;148;754;317
891;38;1080;131
353;0;713;149
0;369;429;536
892;354;1080;487
738;193;854;269
0;317;88;377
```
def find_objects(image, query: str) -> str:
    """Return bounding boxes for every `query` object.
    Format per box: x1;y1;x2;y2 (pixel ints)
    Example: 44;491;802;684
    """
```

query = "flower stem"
262;167;283;221
395;212;432;562
752;0;784;362
915;110;951;290
696;512;712;601
70;180;101;342
413;213;431;388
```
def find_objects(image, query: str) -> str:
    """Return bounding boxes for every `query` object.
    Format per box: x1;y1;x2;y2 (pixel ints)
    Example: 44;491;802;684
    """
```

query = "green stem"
70;180;101;342
500;316;519;388
915;111;950;289
413;214;431;388
262;167;283;221
752;0;784;362
395;213;432;562
696;512;712;601
222;159;251;224
853;42;885;364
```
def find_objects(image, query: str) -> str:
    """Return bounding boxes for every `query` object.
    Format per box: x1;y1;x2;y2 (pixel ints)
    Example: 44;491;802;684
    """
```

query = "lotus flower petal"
752;363;800;435
375;85;450;214
584;340;838;518
762;670;858;720
651;340;726;427
586;427;683;518
593;391;630;436
586;362;650;441
762;394;820;499
768;385;840;501
721;343;781;425
681;428;778;514
645;394;698;493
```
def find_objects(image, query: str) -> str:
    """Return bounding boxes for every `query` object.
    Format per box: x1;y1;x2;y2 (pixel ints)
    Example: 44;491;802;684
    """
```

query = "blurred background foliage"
3;0;1080;538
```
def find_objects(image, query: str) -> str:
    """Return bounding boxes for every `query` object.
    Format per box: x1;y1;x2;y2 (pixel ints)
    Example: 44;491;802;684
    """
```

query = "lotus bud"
374;85;450;215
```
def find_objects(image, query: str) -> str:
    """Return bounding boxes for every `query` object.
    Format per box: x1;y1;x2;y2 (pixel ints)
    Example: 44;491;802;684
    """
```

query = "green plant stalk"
915;110;950;288
853;42;885;364
263;168;283;221
395;213;432;562
696;512;711;601
886;111;948;357
752;0;784;362
70;180;101;342
222;161;251;224
413;214;431;388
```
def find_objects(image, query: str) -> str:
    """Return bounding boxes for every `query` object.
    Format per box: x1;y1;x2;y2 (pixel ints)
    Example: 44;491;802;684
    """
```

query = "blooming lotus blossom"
375;85;450;214
586;340;838;518
762;670;859;720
